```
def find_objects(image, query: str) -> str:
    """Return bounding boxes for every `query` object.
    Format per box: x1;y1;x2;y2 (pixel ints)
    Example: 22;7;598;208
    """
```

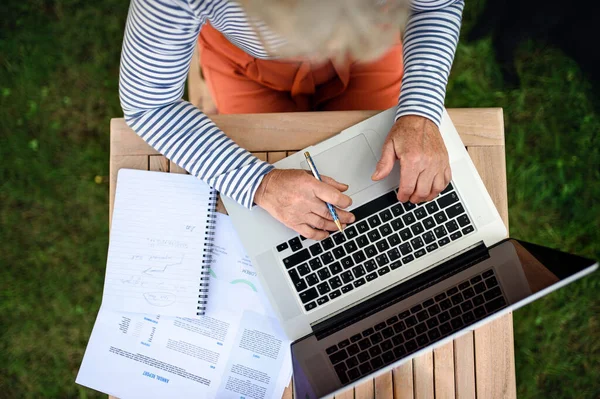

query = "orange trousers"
198;23;404;114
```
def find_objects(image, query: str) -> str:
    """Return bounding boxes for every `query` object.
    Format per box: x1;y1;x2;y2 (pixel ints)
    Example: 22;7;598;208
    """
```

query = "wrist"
254;169;276;206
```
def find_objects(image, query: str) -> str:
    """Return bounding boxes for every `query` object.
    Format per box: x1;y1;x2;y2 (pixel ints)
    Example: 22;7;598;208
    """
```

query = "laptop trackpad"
301;134;378;196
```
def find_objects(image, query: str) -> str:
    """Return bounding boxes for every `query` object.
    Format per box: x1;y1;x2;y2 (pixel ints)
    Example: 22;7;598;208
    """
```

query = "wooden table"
109;109;516;399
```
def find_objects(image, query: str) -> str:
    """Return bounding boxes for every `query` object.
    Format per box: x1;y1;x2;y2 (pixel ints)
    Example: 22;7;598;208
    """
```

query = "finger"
444;166;452;186
313;182;353;209
409;169;435;204
321;175;349;192
312;201;356;224
397;156;420;202
425;173;446;202
296;224;329;241
372;140;396;181
305;213;342;232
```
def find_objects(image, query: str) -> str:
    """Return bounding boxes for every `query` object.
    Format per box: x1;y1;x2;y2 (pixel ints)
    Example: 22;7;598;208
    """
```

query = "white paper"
77;214;292;399
103;169;214;317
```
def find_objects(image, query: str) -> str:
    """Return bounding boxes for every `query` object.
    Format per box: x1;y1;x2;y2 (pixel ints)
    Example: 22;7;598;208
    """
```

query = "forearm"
396;0;465;126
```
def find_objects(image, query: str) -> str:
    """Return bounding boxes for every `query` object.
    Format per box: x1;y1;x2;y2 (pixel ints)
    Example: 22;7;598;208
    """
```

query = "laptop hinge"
311;241;490;340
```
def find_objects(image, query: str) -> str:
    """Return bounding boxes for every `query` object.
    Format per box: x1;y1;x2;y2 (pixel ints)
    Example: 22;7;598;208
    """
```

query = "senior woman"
120;0;464;240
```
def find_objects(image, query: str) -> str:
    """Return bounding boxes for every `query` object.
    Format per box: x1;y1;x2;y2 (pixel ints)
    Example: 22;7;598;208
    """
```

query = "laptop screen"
290;239;597;399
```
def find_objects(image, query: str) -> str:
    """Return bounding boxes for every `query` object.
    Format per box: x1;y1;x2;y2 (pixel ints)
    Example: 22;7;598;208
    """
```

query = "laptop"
222;109;597;396
223;108;507;339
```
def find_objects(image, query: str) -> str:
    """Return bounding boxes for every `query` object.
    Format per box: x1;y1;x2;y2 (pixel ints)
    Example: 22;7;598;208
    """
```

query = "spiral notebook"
102;169;217;317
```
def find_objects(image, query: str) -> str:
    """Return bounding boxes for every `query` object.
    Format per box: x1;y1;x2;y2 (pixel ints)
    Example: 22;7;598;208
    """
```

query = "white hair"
242;0;412;62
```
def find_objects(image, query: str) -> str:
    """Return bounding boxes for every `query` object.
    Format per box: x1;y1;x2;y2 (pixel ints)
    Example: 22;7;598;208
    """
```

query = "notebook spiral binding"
197;189;218;316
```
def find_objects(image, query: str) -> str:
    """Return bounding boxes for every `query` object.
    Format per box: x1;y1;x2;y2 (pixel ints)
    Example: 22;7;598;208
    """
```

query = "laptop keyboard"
276;183;476;312
326;268;507;384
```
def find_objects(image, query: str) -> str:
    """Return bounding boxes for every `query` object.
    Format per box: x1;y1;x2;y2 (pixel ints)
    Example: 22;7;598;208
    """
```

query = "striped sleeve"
119;0;273;209
396;0;465;126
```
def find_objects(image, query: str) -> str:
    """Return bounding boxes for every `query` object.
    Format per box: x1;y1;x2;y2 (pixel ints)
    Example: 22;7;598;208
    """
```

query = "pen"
304;151;344;233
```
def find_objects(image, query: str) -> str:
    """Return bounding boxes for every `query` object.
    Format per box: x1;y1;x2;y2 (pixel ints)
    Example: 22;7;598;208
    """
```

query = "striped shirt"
119;0;464;209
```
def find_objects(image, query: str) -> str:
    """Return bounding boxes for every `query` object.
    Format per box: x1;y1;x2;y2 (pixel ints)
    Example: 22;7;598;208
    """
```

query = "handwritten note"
102;169;215;317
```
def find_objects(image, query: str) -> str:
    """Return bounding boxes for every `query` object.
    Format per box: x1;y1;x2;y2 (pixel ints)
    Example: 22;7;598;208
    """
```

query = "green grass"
1;1;598;398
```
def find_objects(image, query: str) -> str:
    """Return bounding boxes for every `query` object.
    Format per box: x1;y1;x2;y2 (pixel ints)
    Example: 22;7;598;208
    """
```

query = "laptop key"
379;223;393;237
402;213;416;225
321;252;334;265
299;287;318;303
309;243;323;256
341;256;354;269
356;221;369;234
365;245;377;258
423;231;436;244
329;289;341;299
399;228;413;241
473;305;486;319
350;334;362;343
390;261;402;270
332;232;346;245
297;263;310;276
322;237;335;250
457;214;470;227
402;255;414;264
344;240;358;254
382;350;395;364
414;208;427;219
351;190;397;221
485;276;498;288
353;278;366;288
451;293;464;305
378;266;391;276
368;230;381;242
485;296;507;313
434;211;448;224
305;301;317;311
317;296;329;306
388;233;401;247
388;248;401;261
329;261;343;275
446;203;465;219
317;268;331;281
326;345;338;354
283;248;310;268
426;202;439;214
341;271;354;284
473;294;485;306
306;274;319;286
471;275;483;284
393;322;406;335
375;253;389;267
438;311;450;322
382;327;394;339
483;269;494;278
393;345;407;358
352;265;366;278
329;349;348;364
403;202;416;211
438;237;450;246
359;362;373;375
341;284;354;294
416;334;429;347
309;258;323;271
441;182;454;194
352;250;366;264
410;222;424;235
398;242;412;255
434;225;447;239
368;215;381;228
423;216;435;230
345;226;358;239
450;231;463;241
365;272;378;282
347;367;361;381
386;315;398;325
380;209;393;222
276;242;288;252
462;225;474;235
449;306;461;318
288;269;301;283
437;192;459;208
334;364;349;384
333;247;346;259
463;287;475;299
317;282;331;295
446;220;459;233
410;237;424;249
376;239;390;252
426;243;438;253
356;235;370;248
391;218;404;231
405;315;417;327
288;237;303;251
391;203;404;217
358;339;371;351
484;287;502;301
364;259;377;272
439;322;452;335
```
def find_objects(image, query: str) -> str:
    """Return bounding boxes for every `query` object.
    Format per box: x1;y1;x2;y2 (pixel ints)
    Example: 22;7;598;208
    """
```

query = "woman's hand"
372;115;451;203
254;169;355;240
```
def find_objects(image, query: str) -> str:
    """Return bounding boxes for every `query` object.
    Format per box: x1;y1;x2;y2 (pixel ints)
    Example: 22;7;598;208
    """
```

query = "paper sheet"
77;214;292;399
103;169;215;317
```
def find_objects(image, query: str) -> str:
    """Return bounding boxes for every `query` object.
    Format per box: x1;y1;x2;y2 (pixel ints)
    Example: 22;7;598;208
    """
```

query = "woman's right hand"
253;169;356;240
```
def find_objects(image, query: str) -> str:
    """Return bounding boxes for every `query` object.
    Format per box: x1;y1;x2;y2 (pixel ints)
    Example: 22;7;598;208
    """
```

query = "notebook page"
102;169;214;317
